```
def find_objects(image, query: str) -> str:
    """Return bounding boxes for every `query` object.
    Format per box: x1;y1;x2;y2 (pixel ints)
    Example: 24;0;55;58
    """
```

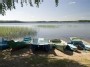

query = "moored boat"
50;39;77;51
50;39;67;51
23;36;32;44
70;37;90;50
66;43;77;51
0;37;9;50
7;40;29;51
31;38;51;52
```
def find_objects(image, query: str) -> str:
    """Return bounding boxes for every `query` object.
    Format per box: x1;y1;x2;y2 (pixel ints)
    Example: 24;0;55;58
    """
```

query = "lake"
0;22;90;41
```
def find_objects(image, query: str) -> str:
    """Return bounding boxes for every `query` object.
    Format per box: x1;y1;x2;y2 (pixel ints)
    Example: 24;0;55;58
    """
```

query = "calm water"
0;22;90;41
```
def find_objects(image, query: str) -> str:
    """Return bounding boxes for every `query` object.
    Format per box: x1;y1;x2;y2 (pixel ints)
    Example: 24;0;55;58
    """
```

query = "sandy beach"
0;45;90;67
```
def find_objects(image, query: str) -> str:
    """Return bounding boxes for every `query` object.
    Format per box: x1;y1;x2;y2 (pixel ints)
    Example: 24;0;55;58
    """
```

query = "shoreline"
0;21;90;24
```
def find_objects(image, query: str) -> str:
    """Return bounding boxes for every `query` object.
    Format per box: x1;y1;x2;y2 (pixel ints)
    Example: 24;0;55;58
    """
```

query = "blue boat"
23;37;32;44
66;43;77;51
82;41;90;51
31;38;51;52
0;37;9;50
70;37;90;50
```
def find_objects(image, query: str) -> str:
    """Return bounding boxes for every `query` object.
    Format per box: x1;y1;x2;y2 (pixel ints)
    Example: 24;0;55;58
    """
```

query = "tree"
1;0;59;15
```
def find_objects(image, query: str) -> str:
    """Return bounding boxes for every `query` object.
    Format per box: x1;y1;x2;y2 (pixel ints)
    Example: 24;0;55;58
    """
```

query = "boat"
66;43;77;51
70;37;90;50
7;40;28;51
50;39;67;51
31;38;51;52
82;41;90;51
50;39;77;51
7;37;32;51
23;36;32;44
0;37;9;50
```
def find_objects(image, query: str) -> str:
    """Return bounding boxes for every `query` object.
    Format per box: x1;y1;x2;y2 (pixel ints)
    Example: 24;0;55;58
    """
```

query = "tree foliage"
1;0;59;15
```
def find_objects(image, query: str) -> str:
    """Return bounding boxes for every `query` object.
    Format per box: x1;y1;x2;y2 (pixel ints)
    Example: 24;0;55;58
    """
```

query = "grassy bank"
0;27;37;39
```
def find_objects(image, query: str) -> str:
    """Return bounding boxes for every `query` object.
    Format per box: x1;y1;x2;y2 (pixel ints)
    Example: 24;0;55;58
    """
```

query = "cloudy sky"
0;0;90;21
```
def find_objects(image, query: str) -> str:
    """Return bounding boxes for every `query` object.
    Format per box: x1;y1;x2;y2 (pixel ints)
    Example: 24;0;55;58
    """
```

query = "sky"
0;0;90;21
0;0;2;3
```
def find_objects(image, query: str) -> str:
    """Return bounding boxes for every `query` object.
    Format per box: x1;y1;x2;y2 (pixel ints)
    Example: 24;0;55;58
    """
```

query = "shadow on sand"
0;47;89;67
0;54;89;67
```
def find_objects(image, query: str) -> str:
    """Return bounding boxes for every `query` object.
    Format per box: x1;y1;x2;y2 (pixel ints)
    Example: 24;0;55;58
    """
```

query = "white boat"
66;44;77;51
50;39;77;51
50;39;67;51
70;37;90;50
31;38;51;52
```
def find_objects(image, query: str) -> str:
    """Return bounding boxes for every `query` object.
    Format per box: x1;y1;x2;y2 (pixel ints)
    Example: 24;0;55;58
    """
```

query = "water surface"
0;22;90;41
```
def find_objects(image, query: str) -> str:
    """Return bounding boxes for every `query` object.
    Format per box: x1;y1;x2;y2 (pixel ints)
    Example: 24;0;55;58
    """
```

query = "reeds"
0;26;37;39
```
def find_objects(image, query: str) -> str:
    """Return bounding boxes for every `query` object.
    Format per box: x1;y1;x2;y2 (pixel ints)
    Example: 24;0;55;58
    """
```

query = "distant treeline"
0;20;90;23
78;20;90;22
0;21;25;23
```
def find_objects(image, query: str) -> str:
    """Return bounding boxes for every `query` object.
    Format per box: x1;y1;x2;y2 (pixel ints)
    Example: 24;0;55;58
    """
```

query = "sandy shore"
0;47;90;67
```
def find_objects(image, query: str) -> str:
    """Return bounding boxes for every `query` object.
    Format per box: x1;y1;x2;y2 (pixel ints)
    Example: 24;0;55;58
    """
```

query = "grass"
37;25;59;28
0;26;37;39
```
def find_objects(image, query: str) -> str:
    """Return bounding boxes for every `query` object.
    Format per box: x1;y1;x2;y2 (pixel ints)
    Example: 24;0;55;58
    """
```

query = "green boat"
7;40;28;51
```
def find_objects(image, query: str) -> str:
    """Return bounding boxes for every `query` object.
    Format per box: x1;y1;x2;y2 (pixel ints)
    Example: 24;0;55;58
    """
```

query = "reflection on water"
0;0;59;15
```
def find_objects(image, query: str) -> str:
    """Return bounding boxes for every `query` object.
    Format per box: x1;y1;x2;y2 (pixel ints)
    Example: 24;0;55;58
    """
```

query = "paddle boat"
7;40;29;51
0;37;9;50
50;39;67;51
31;38;51;52
66;43;77;51
70;37;90;50
81;41;90;51
50;39;77;51
23;36;32;44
